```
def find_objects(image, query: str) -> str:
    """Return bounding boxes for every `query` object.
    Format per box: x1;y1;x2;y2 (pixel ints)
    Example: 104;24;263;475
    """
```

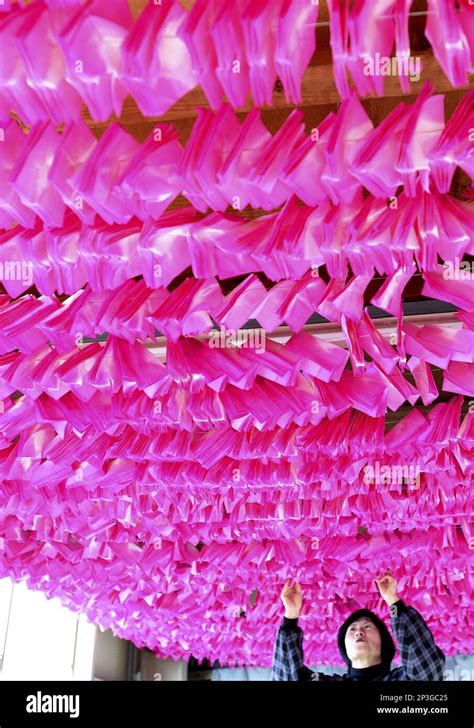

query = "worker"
272;570;445;681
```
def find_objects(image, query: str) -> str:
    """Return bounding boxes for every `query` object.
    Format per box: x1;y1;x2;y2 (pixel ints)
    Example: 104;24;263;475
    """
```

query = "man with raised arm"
271;571;445;681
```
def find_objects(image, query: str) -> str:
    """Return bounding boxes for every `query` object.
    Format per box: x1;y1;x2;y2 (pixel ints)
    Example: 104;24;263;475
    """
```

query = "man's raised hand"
281;579;302;619
375;570;400;607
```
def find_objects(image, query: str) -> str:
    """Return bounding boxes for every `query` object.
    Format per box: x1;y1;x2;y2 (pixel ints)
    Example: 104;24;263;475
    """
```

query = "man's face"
344;617;382;663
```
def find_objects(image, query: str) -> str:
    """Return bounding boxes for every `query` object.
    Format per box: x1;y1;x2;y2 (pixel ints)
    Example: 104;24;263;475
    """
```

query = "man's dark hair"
337;608;396;668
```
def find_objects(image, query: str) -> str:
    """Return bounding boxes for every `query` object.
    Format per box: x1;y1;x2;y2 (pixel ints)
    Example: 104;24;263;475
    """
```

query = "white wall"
0;578;96;680
0;577;186;682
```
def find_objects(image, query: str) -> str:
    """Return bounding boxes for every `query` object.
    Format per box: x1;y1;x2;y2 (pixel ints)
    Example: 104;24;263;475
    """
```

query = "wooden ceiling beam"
84;50;473;135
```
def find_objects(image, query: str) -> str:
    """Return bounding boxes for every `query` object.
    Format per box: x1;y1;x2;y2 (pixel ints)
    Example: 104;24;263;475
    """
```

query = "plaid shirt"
271;600;446;681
